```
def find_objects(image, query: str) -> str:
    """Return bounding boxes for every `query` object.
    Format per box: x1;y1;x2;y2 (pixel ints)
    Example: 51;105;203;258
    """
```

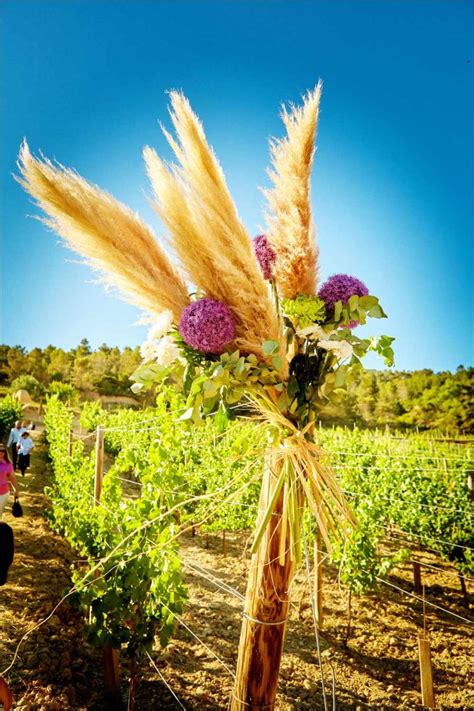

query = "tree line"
0;341;472;433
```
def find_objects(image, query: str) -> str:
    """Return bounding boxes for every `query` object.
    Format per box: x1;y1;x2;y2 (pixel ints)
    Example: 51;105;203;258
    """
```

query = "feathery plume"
145;92;287;374
16;142;190;322
264;82;322;299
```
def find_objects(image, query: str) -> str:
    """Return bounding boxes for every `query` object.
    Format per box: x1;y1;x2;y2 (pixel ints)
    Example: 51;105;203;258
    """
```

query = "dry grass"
17;142;190;322
264;82;322;299
144;92;287;375
249;395;356;559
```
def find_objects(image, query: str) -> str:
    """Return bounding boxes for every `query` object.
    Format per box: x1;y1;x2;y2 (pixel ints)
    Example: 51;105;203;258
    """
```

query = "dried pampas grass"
145;92;287;375
16;141;190;322
264;82;322;299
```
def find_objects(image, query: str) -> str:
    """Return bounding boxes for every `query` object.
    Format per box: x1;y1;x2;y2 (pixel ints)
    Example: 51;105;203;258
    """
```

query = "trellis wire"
375;523;474;553
302;529;329;711
410;559;474;584
327;451;471;463
334;462;469;474
342;487;474;516
144;648;187;710
160;602;235;678
375;577;473;625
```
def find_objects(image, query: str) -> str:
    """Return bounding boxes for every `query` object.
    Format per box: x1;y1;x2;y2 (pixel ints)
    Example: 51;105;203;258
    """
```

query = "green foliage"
320;426;474;584
44;395;187;656
132;348;281;427
47;381;78;405
49;392;474;600
10;374;45;401
0;395;23;439
0;344;471;433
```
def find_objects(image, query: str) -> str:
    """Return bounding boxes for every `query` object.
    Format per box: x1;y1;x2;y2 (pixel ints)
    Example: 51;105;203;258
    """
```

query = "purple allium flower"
253;234;276;280
179;298;235;353
318;274;369;328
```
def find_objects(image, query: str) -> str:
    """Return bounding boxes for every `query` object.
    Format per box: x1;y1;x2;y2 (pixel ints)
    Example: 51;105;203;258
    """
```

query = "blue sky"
1;0;472;372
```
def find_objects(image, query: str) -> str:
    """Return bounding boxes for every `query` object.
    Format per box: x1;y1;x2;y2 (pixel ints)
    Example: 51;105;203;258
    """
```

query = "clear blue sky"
1;0;472;372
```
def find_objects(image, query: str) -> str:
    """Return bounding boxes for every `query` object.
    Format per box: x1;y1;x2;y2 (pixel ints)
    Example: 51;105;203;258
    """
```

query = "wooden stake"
343;590;352;647
458;572;469;608
94;426;121;700
230;460;297;710
103;647;121;700
314;529;324;629
413;560;422;595
417;584;435;709
467;470;474;502
222;529;227;556
94;426;105;504
418;633;435;709
0;675;13;711
68;430;73;457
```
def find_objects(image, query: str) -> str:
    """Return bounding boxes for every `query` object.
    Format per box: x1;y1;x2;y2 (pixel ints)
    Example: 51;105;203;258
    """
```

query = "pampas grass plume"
16;141;190;322
264;82;322;299
145;92;288;375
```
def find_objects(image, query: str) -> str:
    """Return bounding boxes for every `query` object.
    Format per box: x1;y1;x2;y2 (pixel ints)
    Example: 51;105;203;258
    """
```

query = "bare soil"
0;436;472;710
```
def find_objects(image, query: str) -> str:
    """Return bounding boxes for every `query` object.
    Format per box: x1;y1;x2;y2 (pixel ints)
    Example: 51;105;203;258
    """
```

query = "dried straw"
248;394;356;559
16;141;190;322
264;83;322;299
144;92;287;375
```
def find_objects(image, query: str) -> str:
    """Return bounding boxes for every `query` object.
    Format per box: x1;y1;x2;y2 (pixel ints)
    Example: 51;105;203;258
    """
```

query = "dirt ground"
0;435;472;710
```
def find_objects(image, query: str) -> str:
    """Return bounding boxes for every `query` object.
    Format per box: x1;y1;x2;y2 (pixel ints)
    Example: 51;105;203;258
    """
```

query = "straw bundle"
144;92;287;374
264;83;322;299
17;142;190;322
249;395;355;562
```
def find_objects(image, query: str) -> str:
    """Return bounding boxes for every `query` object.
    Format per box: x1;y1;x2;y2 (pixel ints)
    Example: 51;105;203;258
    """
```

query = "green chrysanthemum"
282;294;326;328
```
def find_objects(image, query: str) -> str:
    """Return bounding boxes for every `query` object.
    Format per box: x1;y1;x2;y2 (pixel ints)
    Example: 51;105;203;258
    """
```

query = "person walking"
6;421;26;471
17;431;34;477
0;445;19;519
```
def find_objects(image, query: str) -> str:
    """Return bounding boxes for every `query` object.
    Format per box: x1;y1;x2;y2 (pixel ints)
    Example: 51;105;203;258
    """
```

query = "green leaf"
272;355;282;371
368;304;386;319
334;365;348;389
348;295;359;312
262;340;279;355
359;295;378;309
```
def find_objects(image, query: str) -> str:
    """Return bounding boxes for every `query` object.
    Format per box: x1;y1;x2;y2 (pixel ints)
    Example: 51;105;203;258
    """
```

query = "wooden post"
68;430;73;457
344;590;353;647
467;471;474;502
222;529;227;556
418;633;435;709
314;529;324;629
94;426;105;504
94;426;121;701
103;647;121;699
413;560;422;594
0;675;13;711
417;584;435;709
230;460;297;710
458;572;469;608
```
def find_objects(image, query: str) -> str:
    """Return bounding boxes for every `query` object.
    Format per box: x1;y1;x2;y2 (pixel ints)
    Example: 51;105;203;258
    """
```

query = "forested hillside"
0;341;472;433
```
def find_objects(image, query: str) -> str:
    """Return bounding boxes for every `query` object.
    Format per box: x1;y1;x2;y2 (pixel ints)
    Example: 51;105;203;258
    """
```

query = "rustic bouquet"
18;83;393;709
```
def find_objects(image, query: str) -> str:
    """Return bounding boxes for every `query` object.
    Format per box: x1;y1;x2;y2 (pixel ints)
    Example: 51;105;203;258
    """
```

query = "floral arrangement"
17;82;394;708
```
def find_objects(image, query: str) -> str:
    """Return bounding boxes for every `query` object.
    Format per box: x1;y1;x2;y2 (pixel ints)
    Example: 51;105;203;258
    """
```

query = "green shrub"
47;381;78;405
10;374;45;402
0;395;23;440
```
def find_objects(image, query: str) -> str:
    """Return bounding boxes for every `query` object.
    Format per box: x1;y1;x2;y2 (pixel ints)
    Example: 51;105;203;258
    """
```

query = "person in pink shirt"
0;446;19;518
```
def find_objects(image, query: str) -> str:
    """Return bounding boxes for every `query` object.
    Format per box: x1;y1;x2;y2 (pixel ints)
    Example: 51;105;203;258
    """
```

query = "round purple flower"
253;234;276;280
318;274;369;328
179;298;235;353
